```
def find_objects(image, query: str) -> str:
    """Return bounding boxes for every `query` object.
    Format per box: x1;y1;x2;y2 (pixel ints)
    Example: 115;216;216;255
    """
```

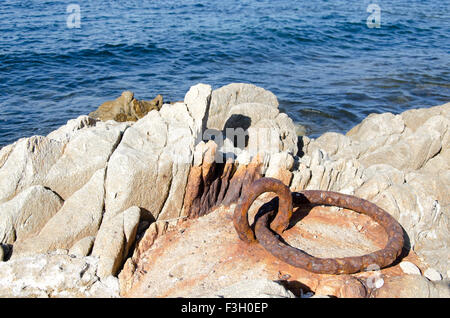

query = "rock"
406;171;449;206
372;182;448;274
47;115;98;143
241;103;297;156
69;236;96;258
314;276;367;298
92;206;141;279
130;220;171;262
89;91;163;122
0;136;64;203
198;279;296;298
346;112;406;144
373;275;450;298
104;93;205;222
119;203;387;298
204;83;297;157
0;186;64;244
207;83;279;130
421;147;450;174
181;141;264;219
0;245;4;262
290;164;311;191
401;103;449;132
355;165;405;201
357;115;447;171
184;83;212;141
264;151;294;186
44;123;127;199
424;268;443;281
399;261;421;275
307;132;352;158
302;103;450;278
0;143;14;169
0;253;119;297
0;84;448;298
13;169;106;256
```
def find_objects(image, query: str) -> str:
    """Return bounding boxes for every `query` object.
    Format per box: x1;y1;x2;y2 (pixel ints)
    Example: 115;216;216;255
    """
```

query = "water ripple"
0;0;449;147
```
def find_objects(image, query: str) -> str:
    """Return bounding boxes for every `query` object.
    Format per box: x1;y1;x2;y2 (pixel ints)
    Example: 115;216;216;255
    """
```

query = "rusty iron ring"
234;178;404;274
233;177;293;243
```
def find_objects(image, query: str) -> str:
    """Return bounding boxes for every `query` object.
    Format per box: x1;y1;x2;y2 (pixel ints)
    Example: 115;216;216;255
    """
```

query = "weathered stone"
104;103;195;222
69;236;96;258
184;83;212;141
44;124;126;199
290;164;311;192
0;253;119;297
0;186;63;244
346;112;406;143
207;83;279;130
307;132;352;158
373;275;450;298
92;206;141;279
399;261;421;275
358;115;447;171
355;165;405;201
89;91;163;122
0;136;64;203
119;203;395;298
401;103;449;132
13;169;106;256
47;115;98;143
424;268;443;281
264;151;294;186
314;275;367;298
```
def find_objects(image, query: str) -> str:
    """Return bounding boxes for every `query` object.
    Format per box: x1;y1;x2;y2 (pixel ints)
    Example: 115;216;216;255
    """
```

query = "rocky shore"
0;83;448;298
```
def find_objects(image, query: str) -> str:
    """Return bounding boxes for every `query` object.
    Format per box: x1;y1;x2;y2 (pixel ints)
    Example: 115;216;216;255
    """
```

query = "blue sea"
0;0;449;147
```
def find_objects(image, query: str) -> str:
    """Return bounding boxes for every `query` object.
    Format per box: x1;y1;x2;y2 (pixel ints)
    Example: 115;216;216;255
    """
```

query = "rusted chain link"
233;177;404;274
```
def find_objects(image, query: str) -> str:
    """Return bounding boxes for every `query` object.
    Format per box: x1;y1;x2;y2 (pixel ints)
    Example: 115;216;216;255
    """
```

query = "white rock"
104;101;197;222
0;136;64;203
399;261;421;275
92;206;141;279
207;83;279;130
0;186;64;245
0;253;119;297
44;124;126;200
265;152;294;176
184;83;212;142
47;115;98;143
69;236;96;258
424;268;442;281
13;169;106;256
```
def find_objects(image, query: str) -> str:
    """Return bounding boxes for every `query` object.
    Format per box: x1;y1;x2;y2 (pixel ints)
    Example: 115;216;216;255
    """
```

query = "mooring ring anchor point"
234;177;404;274
233;177;293;243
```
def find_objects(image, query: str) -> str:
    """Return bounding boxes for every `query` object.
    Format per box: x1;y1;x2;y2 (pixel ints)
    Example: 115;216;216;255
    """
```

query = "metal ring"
233;177;293;243
254;188;405;274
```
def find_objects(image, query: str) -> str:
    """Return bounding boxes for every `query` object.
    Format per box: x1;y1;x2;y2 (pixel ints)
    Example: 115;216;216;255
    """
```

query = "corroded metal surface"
233;178;293;243
234;177;405;274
